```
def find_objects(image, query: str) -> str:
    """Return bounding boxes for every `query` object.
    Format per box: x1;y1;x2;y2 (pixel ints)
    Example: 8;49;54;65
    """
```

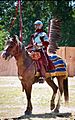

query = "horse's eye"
6;41;10;45
10;44;14;48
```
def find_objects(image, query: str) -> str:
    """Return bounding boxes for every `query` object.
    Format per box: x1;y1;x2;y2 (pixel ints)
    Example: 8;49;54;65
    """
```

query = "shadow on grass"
12;112;72;120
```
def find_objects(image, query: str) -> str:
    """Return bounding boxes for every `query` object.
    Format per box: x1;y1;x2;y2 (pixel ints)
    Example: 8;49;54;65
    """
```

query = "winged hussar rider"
27;20;55;83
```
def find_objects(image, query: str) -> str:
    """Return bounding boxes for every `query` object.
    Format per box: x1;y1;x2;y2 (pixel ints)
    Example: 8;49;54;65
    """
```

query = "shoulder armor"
39;32;46;37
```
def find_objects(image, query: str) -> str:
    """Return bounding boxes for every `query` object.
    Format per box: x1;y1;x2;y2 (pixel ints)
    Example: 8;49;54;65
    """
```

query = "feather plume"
48;18;61;53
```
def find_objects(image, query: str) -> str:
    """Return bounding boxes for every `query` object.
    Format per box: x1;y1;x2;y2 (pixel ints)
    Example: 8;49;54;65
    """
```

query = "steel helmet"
34;20;43;29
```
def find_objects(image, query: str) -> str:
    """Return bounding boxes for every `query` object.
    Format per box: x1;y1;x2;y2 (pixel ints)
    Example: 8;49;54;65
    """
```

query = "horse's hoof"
54;108;59;113
51;103;55;110
25;110;32;115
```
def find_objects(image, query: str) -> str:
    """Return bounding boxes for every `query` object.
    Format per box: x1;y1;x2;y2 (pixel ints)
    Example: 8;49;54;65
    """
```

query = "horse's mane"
13;35;32;60
13;35;23;46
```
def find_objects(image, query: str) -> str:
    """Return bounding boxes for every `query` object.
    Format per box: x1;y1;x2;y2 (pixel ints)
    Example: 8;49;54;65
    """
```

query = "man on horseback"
27;20;55;83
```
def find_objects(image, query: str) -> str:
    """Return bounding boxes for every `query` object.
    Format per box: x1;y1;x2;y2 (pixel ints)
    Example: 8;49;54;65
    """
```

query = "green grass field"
0;76;75;120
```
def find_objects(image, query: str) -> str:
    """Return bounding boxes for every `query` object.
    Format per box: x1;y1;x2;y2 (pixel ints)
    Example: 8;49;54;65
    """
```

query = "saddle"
30;51;41;60
30;50;55;71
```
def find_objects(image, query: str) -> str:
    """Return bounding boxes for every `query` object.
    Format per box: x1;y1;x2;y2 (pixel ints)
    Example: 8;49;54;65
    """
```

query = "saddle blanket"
46;54;68;78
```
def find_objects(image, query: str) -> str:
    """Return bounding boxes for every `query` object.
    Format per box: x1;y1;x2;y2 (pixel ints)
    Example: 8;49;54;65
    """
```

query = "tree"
0;0;75;51
0;25;8;51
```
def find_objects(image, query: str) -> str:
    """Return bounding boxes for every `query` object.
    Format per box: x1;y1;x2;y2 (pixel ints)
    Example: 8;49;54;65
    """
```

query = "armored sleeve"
40;32;49;47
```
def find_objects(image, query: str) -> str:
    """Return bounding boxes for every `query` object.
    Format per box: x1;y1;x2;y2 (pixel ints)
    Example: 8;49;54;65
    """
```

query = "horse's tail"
63;77;69;102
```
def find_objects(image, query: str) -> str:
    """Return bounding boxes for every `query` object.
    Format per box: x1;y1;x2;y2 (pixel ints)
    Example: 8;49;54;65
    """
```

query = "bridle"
3;39;22;59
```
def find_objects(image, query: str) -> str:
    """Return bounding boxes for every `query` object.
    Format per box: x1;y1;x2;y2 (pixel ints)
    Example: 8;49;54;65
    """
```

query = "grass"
0;76;75;119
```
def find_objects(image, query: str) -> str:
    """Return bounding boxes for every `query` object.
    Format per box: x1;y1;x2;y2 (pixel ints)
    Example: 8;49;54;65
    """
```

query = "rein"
13;41;23;58
14;41;35;72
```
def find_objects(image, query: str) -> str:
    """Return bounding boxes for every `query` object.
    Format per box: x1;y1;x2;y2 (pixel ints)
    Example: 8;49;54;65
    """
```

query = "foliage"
0;0;75;50
0;26;8;51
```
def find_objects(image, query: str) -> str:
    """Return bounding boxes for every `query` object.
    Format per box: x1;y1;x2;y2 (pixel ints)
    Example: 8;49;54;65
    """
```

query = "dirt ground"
0;76;75;120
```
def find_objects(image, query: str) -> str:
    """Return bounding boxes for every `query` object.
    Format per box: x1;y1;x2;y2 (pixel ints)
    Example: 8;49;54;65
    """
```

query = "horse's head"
1;35;21;60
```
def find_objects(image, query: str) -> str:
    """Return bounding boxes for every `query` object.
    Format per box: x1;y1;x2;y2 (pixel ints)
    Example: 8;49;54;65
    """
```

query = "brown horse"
1;35;69;115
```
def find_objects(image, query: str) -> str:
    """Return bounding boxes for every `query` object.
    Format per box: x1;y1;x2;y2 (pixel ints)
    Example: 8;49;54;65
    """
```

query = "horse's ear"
12;35;18;43
13;35;16;41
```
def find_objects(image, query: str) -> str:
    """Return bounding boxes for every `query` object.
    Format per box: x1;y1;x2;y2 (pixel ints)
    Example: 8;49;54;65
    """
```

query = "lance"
18;0;23;42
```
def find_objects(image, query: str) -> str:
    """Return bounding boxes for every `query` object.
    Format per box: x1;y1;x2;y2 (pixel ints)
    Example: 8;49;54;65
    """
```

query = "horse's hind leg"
54;76;64;113
46;77;58;110
22;83;32;115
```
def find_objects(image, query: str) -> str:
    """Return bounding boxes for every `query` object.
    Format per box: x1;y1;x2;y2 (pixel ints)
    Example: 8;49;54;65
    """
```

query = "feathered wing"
48;18;61;53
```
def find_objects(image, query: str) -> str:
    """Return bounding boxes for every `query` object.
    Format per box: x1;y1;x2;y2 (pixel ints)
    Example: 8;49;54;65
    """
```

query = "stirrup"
39;77;45;83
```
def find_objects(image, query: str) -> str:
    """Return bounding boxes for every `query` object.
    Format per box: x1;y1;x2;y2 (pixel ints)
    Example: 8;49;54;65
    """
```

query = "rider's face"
34;24;40;30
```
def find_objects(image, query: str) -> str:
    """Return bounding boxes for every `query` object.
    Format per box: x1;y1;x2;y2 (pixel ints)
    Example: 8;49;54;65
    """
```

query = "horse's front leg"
22;82;32;115
46;77;58;111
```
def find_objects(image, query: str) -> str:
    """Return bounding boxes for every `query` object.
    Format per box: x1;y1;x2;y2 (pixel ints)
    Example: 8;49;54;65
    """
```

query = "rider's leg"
35;59;45;83
35;61;41;77
38;59;46;83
